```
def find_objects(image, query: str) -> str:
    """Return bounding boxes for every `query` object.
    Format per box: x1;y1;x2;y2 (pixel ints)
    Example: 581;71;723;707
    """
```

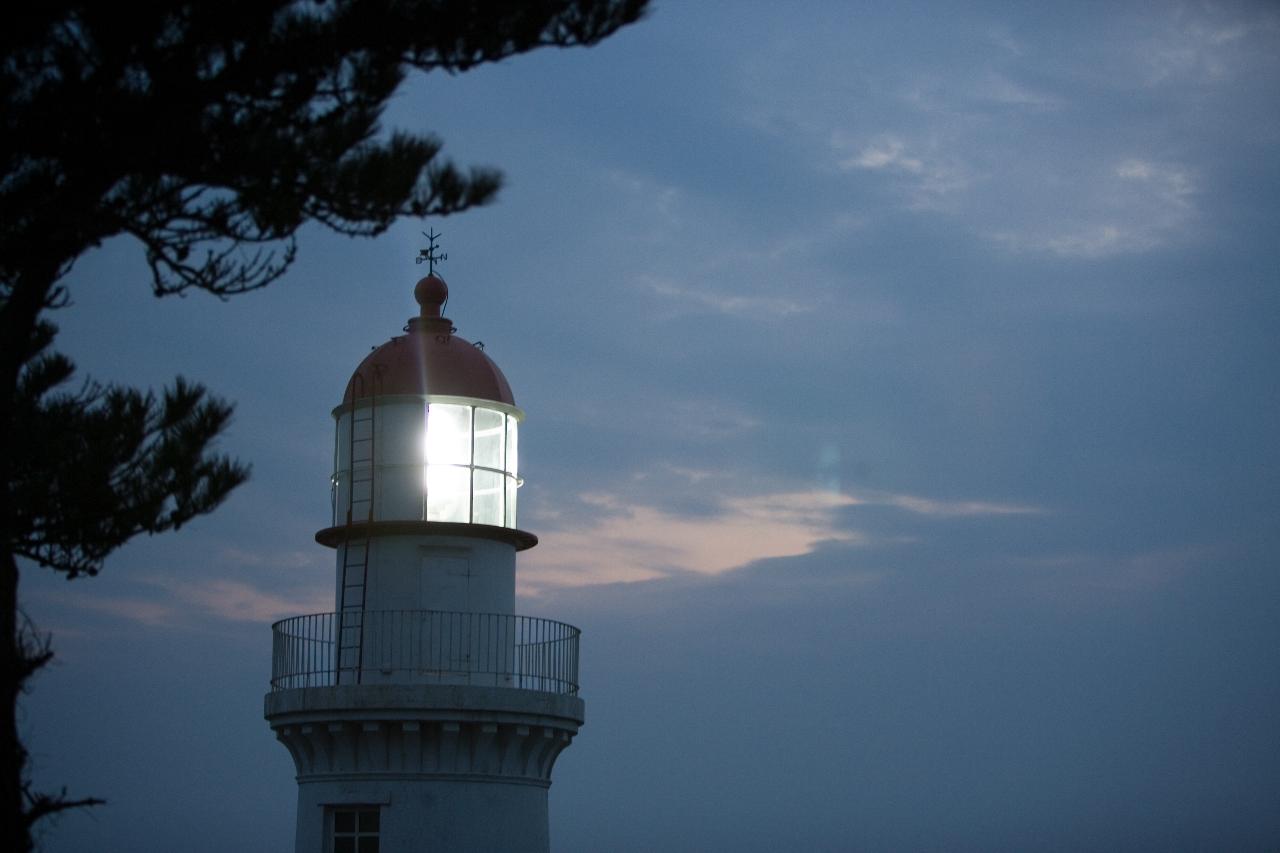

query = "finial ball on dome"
414;274;448;318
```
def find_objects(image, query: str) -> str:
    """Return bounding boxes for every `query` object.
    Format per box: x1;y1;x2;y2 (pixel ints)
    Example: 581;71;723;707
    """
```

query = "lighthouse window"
473;407;505;469
341;399;520;529
472;469;503;526
505;414;519;476
425;403;472;465
425;463;470;523
330;806;379;853
505;475;518;528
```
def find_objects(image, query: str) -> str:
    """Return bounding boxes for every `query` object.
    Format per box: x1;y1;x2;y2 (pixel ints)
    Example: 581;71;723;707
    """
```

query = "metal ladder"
336;372;377;683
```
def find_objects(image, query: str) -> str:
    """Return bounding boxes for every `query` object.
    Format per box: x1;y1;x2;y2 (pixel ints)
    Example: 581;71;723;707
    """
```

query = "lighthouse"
265;240;584;853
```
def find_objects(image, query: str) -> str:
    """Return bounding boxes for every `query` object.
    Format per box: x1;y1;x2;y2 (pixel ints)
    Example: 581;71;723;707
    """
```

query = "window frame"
328;805;381;853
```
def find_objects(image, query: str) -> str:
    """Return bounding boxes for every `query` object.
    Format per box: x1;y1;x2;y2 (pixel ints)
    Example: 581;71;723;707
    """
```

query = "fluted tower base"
266;685;584;853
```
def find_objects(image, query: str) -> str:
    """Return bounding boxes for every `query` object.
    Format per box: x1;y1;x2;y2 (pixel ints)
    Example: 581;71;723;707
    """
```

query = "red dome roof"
342;274;516;406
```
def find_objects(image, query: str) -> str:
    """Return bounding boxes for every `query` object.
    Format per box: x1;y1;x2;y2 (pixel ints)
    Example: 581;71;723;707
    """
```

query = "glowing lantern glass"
422;401;520;526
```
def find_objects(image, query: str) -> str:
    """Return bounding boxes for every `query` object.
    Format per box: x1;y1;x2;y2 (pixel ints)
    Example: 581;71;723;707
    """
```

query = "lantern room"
325;272;531;542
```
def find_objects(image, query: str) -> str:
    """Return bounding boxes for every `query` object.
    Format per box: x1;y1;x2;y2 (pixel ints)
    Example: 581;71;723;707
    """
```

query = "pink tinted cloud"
154;577;331;624
521;489;863;594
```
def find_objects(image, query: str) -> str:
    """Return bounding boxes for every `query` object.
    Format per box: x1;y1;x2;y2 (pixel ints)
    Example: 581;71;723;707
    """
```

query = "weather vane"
416;228;447;274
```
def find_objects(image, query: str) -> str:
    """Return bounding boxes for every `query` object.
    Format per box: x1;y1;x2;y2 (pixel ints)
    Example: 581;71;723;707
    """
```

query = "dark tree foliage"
0;1;647;849
12;323;249;579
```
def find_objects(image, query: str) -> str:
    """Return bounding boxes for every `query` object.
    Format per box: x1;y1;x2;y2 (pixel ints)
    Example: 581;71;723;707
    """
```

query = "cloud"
835;130;1199;258
986;157;1196;258
151;577;331;624
62;595;183;629
1010;545;1211;607
605;169;684;230
521;488;863;593
844;138;925;173
873;492;1043;518
44;575;331;629
971;72;1062;109
985;26;1026;58
642;274;812;317
834;134;973;211
521;482;1043;594
1115;158;1193;205
217;547;321;571
628;213;868;324
1136;6;1274;85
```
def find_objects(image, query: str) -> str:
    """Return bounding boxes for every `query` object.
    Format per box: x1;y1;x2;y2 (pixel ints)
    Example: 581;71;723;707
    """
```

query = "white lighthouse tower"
265;241;584;853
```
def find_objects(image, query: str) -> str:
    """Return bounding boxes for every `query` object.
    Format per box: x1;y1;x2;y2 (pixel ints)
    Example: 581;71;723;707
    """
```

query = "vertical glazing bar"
468;405;475;524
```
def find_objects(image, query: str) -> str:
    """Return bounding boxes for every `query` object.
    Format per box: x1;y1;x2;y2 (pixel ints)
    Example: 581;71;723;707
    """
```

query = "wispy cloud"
1011;545;1213;607
578;393;762;443
605;168;684;230
642;274;812;317
844;137;925;173
740;7;1245;265
521;488;862;593
45;574;330;629
987;158;1196;258
151;576;330;624
1115;158;1193;205
522;482;1043;594
632;213;867;324
872;492;1044;518
834;133;974;211
65;595;183;629
971;72;1062;109
1137;6;1273;85
985;26;1026;58
217;546;323;571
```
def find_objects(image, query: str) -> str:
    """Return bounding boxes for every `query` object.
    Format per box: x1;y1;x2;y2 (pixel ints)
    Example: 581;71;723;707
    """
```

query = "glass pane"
359;809;380;832
505;415;519;476
334;811;355;833
358;838;379;853
426;464;469;523
505;475;518;528
334;839;355;853
473;407;505;469
472;469;502;526
425;404;472;465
